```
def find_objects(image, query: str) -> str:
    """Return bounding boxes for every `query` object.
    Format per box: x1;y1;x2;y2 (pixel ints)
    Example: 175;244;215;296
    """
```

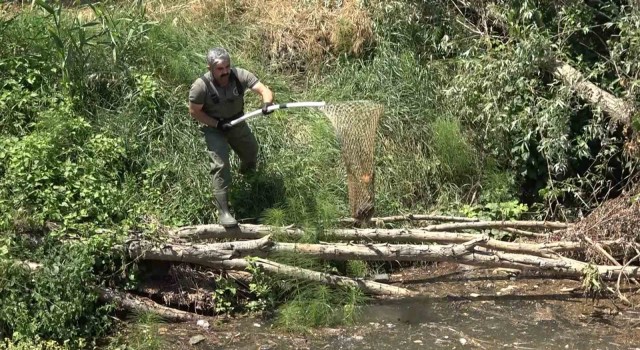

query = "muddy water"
191;298;638;350
324;296;637;349
162;266;640;349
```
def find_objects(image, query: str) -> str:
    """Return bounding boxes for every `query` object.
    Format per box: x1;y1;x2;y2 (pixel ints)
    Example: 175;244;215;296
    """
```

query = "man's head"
207;47;232;86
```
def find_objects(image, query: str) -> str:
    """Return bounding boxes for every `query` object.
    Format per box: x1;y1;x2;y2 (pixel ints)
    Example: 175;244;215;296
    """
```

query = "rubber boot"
213;191;238;228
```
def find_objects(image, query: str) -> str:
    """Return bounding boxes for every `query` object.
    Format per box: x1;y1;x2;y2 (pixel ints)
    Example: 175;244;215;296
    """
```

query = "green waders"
201;121;258;227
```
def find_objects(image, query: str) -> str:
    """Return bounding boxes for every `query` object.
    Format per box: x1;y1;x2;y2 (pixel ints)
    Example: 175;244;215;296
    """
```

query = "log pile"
22;213;640;320
126;215;640;303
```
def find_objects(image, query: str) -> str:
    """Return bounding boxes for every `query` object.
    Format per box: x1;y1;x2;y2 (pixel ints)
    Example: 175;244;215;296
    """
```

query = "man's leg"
202;126;237;227
227;121;259;175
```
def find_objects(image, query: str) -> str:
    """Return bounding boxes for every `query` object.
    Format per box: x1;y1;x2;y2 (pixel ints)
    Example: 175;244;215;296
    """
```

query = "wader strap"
200;71;246;121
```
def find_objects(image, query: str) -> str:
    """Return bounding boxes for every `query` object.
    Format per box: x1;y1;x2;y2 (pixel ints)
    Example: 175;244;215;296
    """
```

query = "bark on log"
501;227;546;238
170;224;274;241
321;229;620;255
131;236;487;263
169;224;620;256
170;222;564;241
130;238;640;279
338;214;482;225
270;237;488;261
98;287;196;322
204;258;415;296
546;59;635;126
127;235;274;262
170;219;569;242
423;220;569;231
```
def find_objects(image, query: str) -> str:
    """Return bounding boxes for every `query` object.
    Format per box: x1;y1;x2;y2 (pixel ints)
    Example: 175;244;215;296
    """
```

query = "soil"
146;262;640;349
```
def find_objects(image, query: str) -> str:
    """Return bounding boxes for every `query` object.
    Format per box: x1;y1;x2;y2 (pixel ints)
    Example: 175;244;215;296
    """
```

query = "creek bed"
156;263;640;349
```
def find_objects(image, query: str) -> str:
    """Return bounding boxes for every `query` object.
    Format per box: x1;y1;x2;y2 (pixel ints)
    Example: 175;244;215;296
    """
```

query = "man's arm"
251;82;274;104
188;102;219;127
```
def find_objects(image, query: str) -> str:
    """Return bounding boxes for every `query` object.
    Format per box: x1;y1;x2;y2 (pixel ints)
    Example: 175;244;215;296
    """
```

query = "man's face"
209;60;231;86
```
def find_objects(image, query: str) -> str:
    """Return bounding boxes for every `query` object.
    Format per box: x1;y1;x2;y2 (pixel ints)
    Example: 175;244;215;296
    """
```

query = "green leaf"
35;0;55;16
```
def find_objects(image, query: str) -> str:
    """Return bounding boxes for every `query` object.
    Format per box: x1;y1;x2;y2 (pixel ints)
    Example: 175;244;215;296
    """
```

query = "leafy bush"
2;0;640;345
0;245;112;346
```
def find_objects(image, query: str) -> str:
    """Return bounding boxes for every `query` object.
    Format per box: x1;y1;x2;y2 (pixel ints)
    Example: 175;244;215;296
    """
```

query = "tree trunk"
98;287;196;322
170;221;567;241
472;2;636;126
127;238;640;279
168;224;620;256
422;220;570;231
546;59;635;126
127;235;274;261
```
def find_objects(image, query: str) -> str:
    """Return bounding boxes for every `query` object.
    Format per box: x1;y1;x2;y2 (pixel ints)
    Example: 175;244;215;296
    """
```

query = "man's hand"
262;102;275;115
216;120;232;131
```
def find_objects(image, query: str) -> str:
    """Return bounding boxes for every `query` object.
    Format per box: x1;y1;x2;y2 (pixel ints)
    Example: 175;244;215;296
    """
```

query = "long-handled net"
231;100;384;223
318;101;383;223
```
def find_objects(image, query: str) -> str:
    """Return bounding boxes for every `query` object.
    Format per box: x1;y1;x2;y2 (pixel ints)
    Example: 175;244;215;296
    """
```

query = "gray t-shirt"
189;68;259;120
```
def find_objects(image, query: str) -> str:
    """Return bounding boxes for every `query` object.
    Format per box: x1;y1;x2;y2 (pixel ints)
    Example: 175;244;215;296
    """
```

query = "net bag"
319;100;384;223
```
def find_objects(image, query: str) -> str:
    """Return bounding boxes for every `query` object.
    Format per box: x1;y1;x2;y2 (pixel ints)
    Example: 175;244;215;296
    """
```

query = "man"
188;47;274;227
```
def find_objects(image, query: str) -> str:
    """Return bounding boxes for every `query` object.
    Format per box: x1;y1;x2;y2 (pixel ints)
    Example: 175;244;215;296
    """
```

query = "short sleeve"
189;78;207;104
234;68;259;89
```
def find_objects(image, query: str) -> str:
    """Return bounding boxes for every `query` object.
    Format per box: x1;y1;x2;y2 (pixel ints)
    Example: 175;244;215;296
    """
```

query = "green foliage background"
1;0;639;347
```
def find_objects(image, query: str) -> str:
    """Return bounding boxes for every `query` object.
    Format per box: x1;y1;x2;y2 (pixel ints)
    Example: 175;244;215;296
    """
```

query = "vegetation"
1;0;639;348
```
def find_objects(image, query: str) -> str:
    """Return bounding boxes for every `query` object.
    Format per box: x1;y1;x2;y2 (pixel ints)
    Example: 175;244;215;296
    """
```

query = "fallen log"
170;224;276;241
169;224;620;256
138;236;488;263
127;235;274;262
172;223;545;242
339;215;572;231
338;214;481;225
423;220;570;231
501;227;547;238
476;2;636;126
98;287;196;322
128;238;640;280
170;219;569;242
546;59;635;126
272;237;488;261
204;258;416;296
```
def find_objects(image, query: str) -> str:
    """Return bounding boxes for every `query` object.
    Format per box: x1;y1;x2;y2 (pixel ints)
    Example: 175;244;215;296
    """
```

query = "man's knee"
239;160;257;175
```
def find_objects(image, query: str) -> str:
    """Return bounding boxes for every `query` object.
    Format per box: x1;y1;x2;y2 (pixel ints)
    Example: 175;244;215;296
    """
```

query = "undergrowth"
2;0;639;348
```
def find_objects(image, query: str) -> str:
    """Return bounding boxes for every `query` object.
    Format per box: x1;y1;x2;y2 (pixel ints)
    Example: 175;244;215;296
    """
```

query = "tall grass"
0;2;374;346
9;0;616;345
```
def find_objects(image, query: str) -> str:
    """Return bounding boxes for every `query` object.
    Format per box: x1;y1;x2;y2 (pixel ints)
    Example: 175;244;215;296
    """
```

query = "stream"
159;266;640;349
